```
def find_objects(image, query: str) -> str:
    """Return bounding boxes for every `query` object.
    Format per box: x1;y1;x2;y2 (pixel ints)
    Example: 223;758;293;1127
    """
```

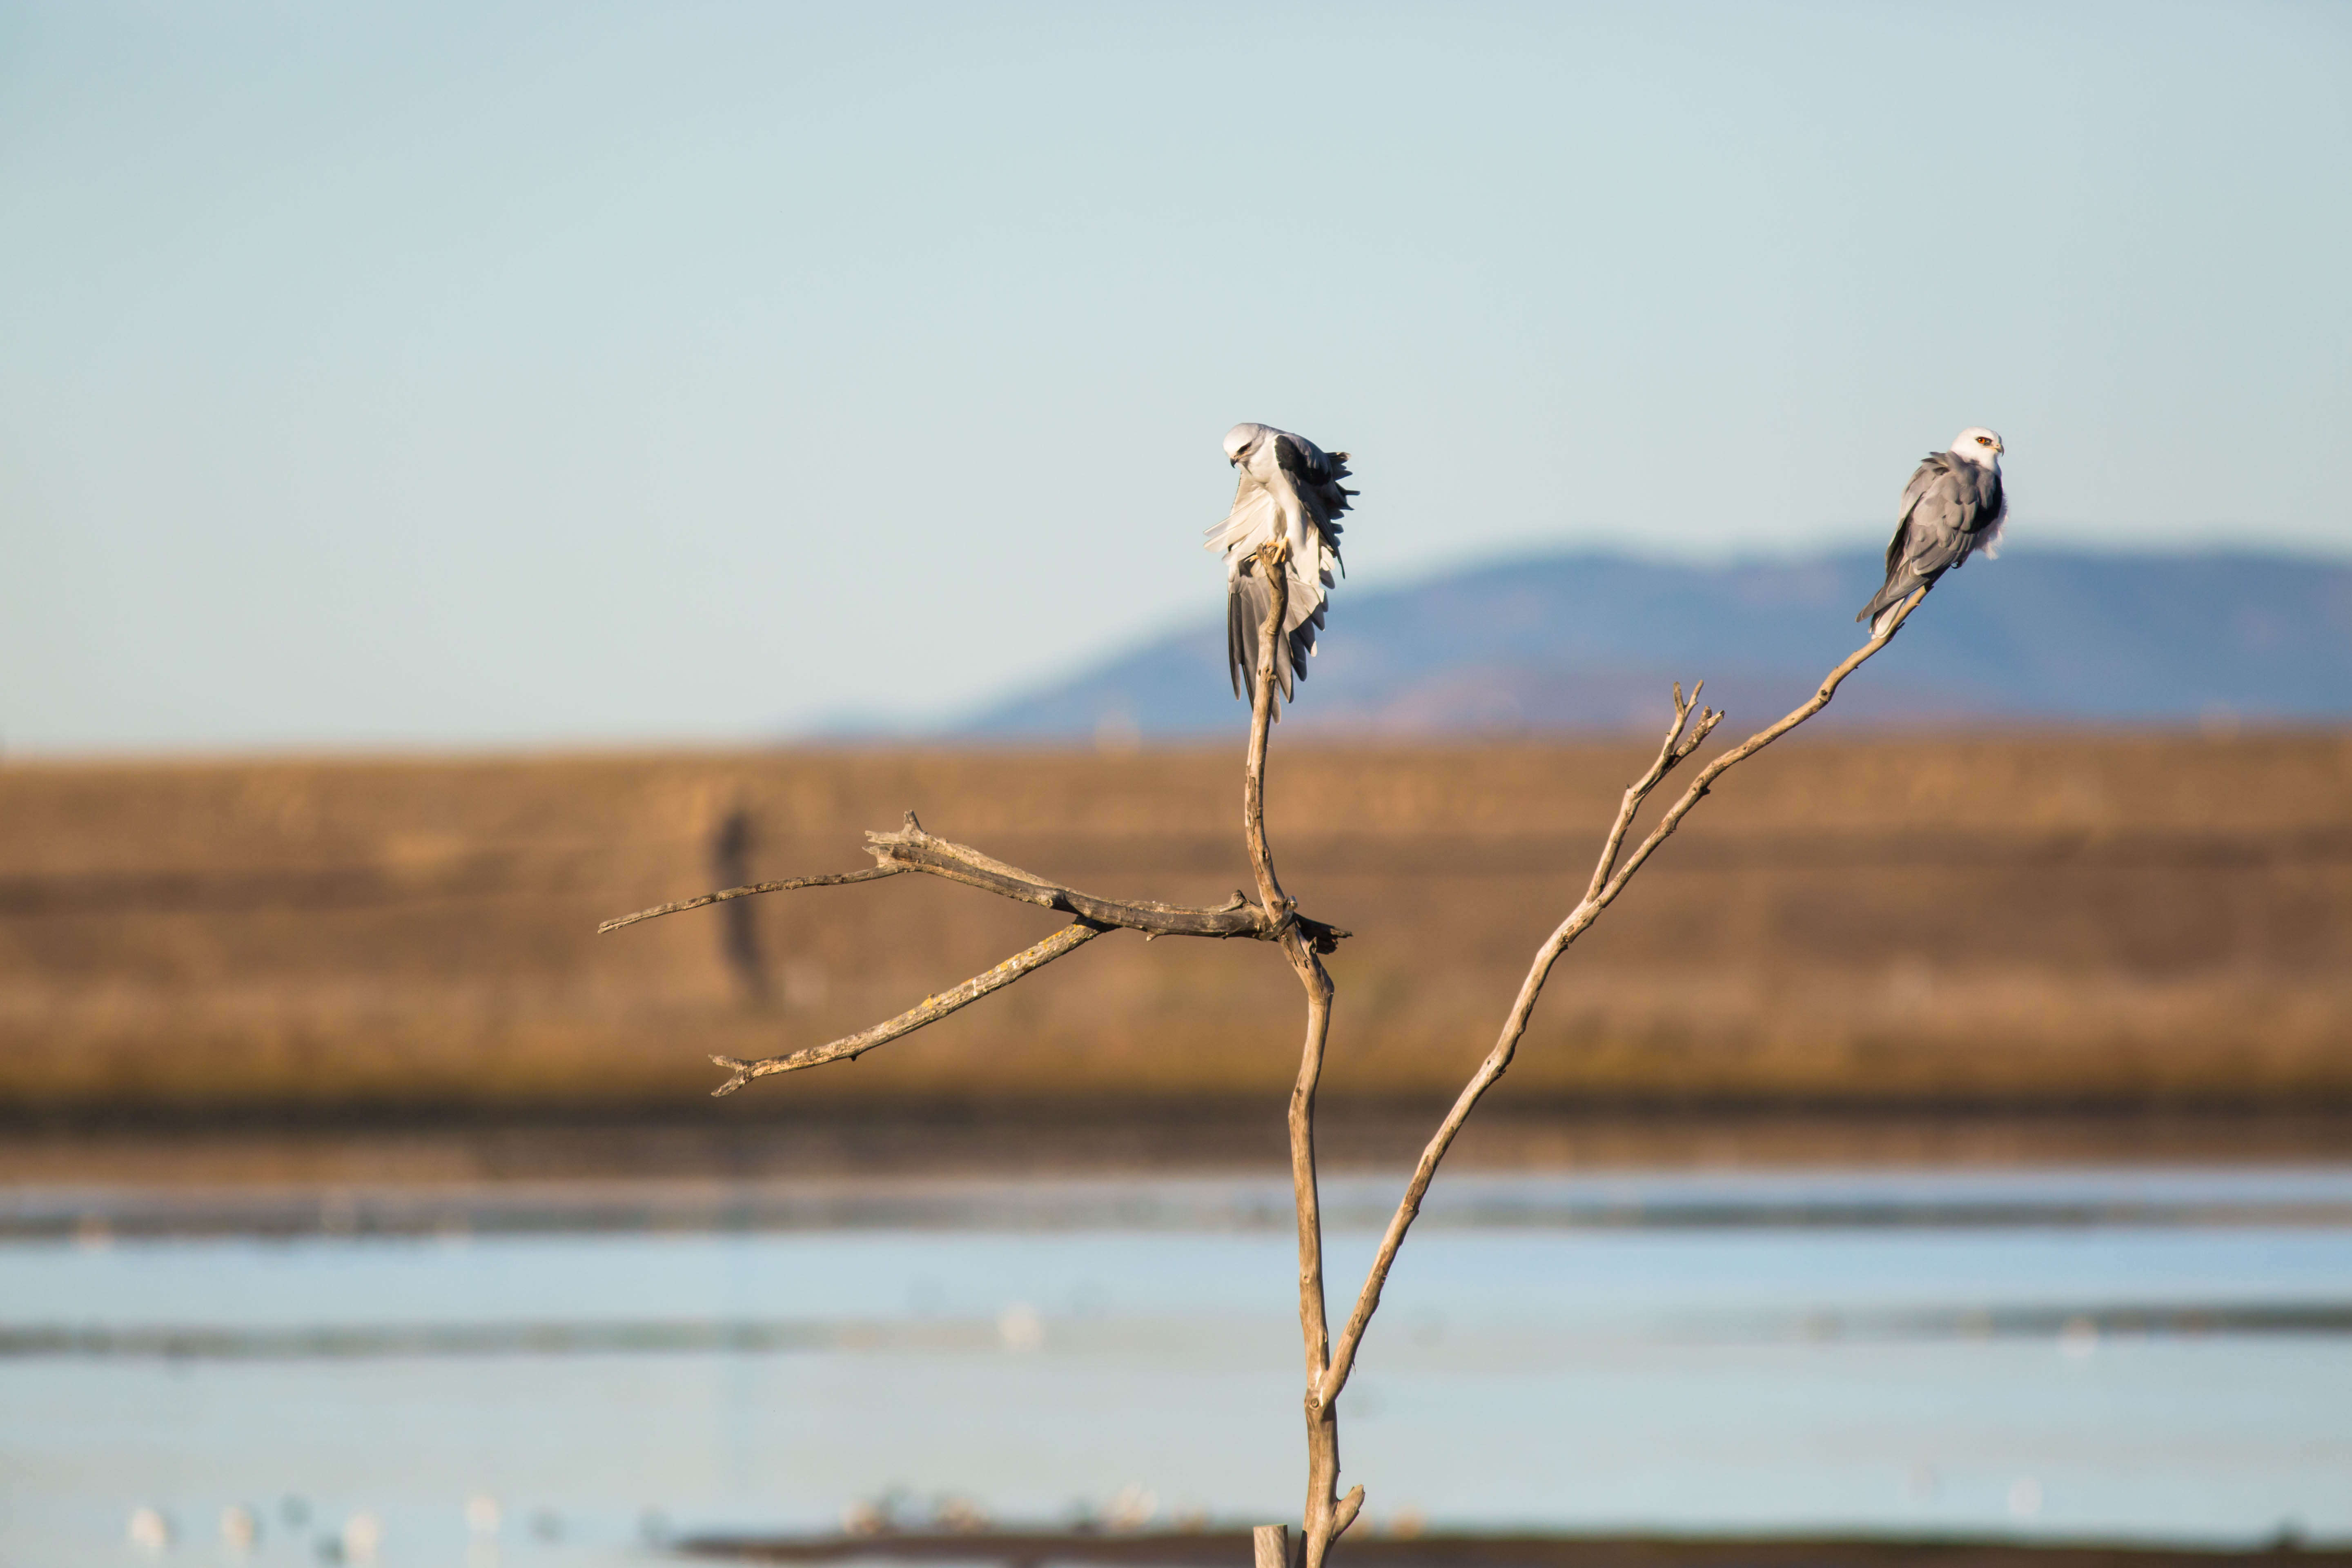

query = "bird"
1857;428;2008;637
1204;423;1354;705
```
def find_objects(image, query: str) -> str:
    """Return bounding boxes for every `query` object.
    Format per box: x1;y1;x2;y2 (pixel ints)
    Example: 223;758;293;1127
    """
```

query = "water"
5;1168;2350;1565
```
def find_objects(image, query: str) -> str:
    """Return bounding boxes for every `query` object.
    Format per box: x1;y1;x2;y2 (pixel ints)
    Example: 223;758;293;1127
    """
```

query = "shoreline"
6;1104;2352;1191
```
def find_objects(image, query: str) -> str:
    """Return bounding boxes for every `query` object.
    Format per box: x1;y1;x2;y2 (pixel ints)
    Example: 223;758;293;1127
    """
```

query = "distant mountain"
950;547;2352;741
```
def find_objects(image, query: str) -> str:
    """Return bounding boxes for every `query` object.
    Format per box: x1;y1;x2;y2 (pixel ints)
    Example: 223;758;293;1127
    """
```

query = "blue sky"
3;2;2347;752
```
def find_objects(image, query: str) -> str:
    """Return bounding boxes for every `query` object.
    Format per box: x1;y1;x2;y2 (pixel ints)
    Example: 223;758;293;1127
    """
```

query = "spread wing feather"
1209;426;1354;704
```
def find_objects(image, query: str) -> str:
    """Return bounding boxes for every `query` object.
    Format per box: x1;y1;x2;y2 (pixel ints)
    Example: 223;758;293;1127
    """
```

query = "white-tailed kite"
1205;422;1354;703
1858;428;2008;637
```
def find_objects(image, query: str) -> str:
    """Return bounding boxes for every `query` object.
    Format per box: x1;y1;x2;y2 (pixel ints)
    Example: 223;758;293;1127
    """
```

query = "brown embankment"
1;732;2348;1120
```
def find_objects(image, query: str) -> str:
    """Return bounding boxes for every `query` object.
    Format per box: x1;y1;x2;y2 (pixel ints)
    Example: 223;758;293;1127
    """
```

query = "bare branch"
603;721;1348;1105
1243;541;1332;1388
1581;680;1721;904
604;533;1925;1562
865;815;1301;941
1331;1486;1365;1543
1317;586;1929;1407
1244;536;1296;927
706;922;1107;1095
1238;537;1348;1568
597;867;904;933
603;809;1348;948
1591;587;1925;910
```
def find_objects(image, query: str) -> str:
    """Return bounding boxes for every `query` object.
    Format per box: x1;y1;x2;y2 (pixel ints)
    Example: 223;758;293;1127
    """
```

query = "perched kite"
1206;422;1354;704
1858;428;2008;637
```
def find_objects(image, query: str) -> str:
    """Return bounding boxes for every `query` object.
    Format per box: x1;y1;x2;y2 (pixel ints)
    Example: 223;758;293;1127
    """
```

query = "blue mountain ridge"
939;546;2352;740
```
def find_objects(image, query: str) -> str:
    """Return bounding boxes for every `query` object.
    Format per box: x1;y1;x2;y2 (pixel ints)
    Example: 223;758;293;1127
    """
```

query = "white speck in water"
465;1495;501;1537
1106;1483;1158;1530
2008;1477;2044;1519
998;1301;1045;1352
2059;1316;2099;1359
127;1505;172;1554
221;1505;258;1553
342;1511;383;1564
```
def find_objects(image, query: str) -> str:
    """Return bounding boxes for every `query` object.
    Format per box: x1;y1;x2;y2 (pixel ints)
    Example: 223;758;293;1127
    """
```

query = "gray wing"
1857;454;2005;628
1267;433;1352;667
1273;432;1356;545
1227;563;1290;704
1221;432;1356;704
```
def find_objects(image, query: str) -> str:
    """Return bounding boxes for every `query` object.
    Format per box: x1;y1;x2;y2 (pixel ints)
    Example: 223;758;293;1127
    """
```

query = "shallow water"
5;1167;2350;1565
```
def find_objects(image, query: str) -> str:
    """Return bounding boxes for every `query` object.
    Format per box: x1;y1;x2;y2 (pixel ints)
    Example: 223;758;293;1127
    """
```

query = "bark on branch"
863;815;1346;944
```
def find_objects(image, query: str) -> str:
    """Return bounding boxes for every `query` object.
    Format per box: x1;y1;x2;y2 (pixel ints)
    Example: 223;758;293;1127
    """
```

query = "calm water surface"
4;1168;2350;1566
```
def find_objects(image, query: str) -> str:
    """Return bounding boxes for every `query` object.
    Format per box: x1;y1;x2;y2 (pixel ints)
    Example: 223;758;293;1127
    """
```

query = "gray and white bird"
1204;422;1354;703
1857;428;2008;637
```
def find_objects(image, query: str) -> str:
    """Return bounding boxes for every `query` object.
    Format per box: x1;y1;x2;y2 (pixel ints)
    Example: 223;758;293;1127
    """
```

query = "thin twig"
1317;586;1928;1407
597;866;904;933
706;922;1107;1095
1583;681;1720;904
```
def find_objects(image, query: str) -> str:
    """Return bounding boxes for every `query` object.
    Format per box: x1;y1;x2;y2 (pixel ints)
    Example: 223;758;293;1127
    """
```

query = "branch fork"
599;551;1350;1099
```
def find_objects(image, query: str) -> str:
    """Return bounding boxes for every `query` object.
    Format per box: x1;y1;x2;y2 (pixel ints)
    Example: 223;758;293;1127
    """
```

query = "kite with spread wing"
1206;422;1354;706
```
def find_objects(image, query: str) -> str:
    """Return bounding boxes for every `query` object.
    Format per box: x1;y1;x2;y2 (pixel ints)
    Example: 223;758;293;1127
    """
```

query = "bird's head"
1224;423;1270;468
1951;427;2005;464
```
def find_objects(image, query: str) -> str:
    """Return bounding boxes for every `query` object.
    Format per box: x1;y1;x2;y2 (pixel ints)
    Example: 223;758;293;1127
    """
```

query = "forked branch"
599;522;1929;1566
599;612;1348;1096
1316;584;1930;1406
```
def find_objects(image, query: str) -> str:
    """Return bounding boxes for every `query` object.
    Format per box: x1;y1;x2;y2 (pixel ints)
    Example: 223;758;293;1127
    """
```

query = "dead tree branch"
600;506;1931;1564
600;628;1347;1098
706;921;1107;1095
597;867;905;933
601;817;1310;942
864;815;1345;943
1316;584;1930;1408
1236;539;1361;1568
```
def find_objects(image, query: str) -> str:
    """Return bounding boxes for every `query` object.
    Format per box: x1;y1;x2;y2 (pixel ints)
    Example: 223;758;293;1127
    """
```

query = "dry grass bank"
2;732;2348;1116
